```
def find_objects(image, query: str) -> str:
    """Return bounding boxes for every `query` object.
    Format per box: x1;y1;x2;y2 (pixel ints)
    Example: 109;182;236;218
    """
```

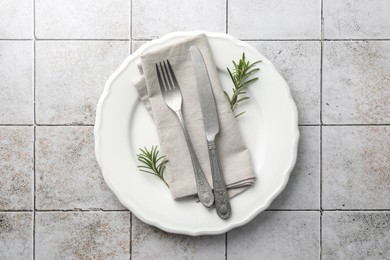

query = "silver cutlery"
156;60;214;208
190;46;231;219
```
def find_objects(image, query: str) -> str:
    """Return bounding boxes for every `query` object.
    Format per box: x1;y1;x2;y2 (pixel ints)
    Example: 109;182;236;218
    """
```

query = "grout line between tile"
132;38;159;41
266;209;321;211
242;39;322;42
33;0;36;40
130;213;132;260
0;210;34;212
33;45;36;125
34;38;131;41
319;126;323;260
130;0;133;43
244;39;390;42
35;124;95;127
225;0;228;34
323;209;390;212
0;39;33;41
33;126;36;260
35;209;130;212
0;124;35;126
225;232;228;260
33;1;36;258
322;124;390;126
320;0;324;259
323;38;390;41
319;124;323;258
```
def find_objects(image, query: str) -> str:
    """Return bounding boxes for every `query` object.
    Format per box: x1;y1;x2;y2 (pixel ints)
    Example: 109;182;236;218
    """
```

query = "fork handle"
175;111;214;208
207;139;231;219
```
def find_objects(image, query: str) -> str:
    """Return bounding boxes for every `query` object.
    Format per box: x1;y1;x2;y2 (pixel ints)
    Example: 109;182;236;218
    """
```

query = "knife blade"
190;46;231;219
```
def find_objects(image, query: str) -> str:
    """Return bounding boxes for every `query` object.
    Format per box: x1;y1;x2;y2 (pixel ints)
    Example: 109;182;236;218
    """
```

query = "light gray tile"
36;41;129;124
132;0;226;39
0;41;33;124
0;127;33;210
228;0;321;39
323;211;390;259
323;41;390;124
269;126;320;210
35;212;130;259
228;211;320;260
0;0;32;39
132;216;225;260
36;126;125;210
250;41;321;124
0;213;33;260
35;0;130;39
323;126;390;209
131;40;149;54
324;0;390;39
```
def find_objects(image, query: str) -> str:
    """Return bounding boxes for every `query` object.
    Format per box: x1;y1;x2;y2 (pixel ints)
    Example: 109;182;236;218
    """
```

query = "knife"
190;46;231;219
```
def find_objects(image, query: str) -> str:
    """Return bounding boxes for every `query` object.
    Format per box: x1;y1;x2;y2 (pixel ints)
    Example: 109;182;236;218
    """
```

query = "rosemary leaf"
224;53;261;117
137;145;169;187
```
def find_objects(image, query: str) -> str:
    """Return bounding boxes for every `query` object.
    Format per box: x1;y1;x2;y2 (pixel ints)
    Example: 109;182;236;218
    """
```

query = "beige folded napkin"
134;34;256;199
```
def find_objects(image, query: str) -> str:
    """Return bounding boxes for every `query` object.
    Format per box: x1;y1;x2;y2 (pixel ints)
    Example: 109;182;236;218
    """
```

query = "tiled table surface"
0;0;389;259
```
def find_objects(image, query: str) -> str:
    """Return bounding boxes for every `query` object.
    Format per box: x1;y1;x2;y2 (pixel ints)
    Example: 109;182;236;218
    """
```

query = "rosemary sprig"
224;52;261;117
137;145;169;187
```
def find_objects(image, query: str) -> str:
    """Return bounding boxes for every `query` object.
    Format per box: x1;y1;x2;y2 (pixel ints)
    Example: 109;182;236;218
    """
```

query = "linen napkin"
134;34;256;199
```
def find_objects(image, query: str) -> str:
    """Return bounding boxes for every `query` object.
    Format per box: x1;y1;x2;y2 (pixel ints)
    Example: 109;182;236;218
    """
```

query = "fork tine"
159;62;170;91
159;62;167;91
163;60;174;89
167;60;179;89
155;63;166;92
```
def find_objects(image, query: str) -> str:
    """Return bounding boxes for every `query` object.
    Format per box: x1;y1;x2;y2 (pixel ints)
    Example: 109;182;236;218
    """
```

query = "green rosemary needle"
224;52;261;117
137;145;169;187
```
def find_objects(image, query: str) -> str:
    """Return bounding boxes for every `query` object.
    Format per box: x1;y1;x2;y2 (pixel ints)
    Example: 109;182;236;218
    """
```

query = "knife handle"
208;140;231;219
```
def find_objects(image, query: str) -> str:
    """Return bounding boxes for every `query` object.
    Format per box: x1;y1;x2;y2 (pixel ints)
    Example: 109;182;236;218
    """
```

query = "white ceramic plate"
95;31;299;236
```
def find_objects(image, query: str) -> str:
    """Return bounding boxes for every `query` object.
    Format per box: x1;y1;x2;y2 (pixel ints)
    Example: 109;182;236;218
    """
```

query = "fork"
156;60;214;208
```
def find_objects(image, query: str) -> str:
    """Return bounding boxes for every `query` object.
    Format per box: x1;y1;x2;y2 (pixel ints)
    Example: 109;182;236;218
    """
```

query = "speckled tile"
35;212;130;259
132;216;225;260
0;213;33;260
323;126;390;209
324;0;390;39
322;211;390;259
35;41;129;125
250;41;321;124
269;126;320;210
0;41;33;124
35;0;130;39
228;211;320;260
0;0;32;39
228;0;321;39
36;126;125;210
323;41;390;124
0;127;33;210
132;0;226;39
131;40;149;54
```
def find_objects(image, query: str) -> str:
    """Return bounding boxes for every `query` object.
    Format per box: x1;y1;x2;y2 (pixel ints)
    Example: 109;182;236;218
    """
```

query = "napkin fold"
134;34;256;199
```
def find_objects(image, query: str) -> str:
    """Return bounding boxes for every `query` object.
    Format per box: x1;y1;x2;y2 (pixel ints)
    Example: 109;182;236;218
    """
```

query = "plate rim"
94;30;300;236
